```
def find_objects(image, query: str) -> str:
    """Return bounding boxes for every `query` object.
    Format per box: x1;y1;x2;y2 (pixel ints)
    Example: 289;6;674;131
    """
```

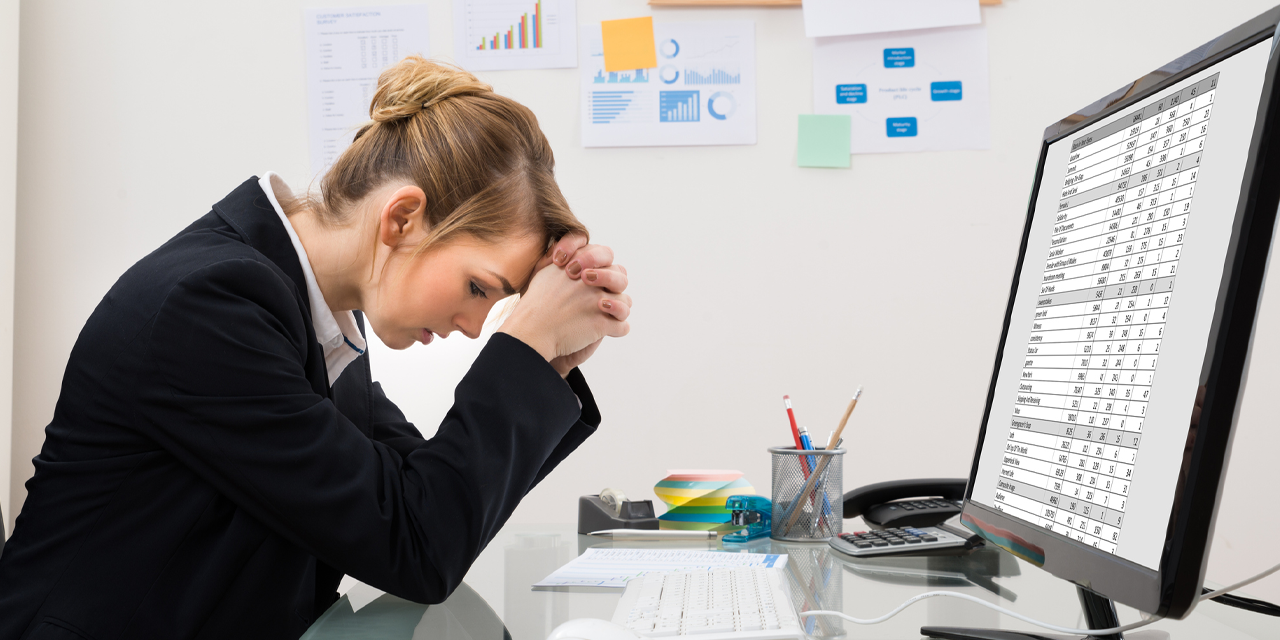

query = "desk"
302;523;1277;639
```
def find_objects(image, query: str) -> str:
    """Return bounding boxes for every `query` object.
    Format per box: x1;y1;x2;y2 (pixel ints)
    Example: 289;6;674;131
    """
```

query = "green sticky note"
798;115;852;168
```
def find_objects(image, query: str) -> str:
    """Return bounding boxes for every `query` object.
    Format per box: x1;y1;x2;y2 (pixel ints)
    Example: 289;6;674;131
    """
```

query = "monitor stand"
920;585;1123;640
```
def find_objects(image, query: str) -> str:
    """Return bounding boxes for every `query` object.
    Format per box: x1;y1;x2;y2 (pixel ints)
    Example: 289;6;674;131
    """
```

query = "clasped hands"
500;235;631;377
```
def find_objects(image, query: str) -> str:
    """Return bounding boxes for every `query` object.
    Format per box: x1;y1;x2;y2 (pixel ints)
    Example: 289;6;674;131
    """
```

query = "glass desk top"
302;523;1277;639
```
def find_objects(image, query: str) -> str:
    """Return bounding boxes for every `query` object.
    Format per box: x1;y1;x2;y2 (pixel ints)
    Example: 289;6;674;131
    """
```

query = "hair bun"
369;55;491;124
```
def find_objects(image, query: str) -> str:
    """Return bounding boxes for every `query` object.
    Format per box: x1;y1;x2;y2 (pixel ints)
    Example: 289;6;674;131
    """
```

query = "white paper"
304;6;432;175
337;575;386;613
803;0;980;38
452;0;577;71
580;21;756;148
533;548;787;589
813;24;990;154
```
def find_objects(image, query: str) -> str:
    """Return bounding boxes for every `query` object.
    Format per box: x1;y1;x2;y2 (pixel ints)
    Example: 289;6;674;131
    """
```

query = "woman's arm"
137;258;593;604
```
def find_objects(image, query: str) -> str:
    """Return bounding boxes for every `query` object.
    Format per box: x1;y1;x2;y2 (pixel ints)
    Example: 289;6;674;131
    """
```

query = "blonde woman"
0;56;629;639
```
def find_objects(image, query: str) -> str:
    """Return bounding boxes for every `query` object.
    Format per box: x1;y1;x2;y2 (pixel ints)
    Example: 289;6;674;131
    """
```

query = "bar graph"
475;0;543;50
660;91;700;123
590;91;653;124
683;65;741;85
593;68;649;84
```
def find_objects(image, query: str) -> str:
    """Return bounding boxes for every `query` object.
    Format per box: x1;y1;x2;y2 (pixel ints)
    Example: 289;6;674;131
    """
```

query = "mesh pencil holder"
770;446;844;541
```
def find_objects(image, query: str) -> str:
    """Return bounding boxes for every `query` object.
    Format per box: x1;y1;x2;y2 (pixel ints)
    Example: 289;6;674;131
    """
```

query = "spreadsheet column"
993;74;1218;554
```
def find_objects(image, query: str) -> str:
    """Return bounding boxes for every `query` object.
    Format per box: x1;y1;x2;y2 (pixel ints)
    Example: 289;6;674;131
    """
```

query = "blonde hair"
289;55;587;278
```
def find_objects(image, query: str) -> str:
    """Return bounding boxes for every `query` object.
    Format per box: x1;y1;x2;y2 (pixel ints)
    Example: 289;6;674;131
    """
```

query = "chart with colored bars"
989;75;1218;555
452;0;576;70
580;20;756;147
475;0;543;50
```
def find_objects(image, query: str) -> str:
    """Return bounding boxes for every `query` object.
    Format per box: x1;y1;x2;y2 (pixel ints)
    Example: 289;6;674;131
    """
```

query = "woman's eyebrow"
484;270;517;296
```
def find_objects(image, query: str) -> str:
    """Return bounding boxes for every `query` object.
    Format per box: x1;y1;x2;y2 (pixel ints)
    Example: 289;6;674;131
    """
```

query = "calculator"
827;525;974;558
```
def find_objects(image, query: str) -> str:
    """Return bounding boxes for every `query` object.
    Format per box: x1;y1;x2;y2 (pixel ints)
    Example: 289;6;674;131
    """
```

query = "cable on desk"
800;559;1280;634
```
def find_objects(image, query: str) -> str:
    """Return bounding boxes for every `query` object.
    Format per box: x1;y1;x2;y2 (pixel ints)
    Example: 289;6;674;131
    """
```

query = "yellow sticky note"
602;17;657;73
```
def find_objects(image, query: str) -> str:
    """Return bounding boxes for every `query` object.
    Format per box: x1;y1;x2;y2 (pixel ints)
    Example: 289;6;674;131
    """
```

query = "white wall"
11;0;1280;600
0;0;18;538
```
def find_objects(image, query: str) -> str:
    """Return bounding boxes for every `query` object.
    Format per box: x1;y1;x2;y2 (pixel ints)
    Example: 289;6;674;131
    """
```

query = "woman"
0;56;630;639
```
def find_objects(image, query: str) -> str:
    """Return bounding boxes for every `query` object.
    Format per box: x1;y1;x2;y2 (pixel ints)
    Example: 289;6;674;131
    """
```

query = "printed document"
452;0;577;71
812;24;990;154
803;0;980;38
533;548;787;589
305;6;431;175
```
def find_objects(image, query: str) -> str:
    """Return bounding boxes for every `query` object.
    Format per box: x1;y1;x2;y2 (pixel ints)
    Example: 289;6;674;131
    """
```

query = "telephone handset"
842;478;968;530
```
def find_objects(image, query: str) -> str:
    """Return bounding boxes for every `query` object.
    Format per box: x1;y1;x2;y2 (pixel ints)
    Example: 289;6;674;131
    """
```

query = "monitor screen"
968;38;1272;572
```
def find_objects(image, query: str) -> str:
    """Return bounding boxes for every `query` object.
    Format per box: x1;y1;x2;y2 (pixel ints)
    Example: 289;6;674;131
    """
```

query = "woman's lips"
420;329;434;345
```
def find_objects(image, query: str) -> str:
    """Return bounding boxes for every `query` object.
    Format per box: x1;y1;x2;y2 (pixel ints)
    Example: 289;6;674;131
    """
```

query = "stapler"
722;495;772;543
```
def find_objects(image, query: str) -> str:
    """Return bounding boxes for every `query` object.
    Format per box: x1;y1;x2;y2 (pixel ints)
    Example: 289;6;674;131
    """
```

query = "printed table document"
580;21;756;148
813;24;989;154
534;548;787;589
305;6;431;175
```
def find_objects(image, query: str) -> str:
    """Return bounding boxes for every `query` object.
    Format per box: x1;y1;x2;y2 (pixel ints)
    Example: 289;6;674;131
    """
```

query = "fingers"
564;244;615;279
551;234;589;268
582;266;628;294
600;295;631;323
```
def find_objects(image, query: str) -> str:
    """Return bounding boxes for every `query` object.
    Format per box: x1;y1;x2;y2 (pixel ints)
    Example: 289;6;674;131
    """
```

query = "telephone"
842;478;968;530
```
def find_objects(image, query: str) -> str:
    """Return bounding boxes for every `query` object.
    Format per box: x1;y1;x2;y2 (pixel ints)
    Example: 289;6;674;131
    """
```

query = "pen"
588;529;718;540
783;395;811;475
782;387;863;536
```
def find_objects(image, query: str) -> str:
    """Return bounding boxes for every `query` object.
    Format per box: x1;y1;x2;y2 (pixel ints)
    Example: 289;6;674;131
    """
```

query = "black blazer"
0;178;600;640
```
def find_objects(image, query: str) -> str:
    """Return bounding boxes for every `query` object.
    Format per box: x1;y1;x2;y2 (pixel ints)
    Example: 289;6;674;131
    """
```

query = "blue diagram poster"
812;24;989;154
580;21;756;148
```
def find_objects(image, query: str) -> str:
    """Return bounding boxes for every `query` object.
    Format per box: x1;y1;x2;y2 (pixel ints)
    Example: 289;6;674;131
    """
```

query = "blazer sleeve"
136;258;600;603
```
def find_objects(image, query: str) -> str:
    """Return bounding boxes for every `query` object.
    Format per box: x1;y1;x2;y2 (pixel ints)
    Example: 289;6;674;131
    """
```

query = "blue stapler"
722;495;772;543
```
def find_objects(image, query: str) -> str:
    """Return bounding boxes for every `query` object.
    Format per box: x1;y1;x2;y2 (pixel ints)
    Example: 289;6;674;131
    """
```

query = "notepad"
533;548;787;589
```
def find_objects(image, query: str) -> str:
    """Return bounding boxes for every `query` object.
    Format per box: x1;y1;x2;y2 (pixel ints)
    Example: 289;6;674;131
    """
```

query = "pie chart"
660;38;680;59
707;91;736;120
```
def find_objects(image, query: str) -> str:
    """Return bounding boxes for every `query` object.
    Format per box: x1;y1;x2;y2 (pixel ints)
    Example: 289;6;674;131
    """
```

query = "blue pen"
795;425;835;526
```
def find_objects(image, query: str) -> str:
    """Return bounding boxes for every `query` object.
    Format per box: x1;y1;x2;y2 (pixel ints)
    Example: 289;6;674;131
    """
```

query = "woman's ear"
377;185;428;248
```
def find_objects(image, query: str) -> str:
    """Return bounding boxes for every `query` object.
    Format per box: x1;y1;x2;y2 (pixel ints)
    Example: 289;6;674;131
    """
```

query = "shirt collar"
259;172;367;386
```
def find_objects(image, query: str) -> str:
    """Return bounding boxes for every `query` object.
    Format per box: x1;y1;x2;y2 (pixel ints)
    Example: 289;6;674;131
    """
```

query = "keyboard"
612;568;804;638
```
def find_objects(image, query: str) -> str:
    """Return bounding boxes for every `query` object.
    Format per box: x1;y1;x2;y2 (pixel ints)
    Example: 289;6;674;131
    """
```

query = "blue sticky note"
836;84;867;104
886;117;918;137
884;48;915;68
931;81;963;101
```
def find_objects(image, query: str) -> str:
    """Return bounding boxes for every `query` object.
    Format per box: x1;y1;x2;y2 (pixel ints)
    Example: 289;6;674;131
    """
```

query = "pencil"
782;388;862;536
784;395;811;475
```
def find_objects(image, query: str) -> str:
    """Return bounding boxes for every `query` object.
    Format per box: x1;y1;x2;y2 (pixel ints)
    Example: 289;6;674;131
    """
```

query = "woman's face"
366;234;545;350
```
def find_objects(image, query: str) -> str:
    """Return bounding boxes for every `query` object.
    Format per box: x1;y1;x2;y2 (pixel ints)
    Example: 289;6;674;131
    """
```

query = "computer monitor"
960;6;1280;624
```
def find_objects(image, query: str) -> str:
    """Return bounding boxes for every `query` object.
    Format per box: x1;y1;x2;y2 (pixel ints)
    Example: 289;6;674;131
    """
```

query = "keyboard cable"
798;558;1280;635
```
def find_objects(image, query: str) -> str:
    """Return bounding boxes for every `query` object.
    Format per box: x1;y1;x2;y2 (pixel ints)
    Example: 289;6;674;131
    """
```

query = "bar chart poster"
580;20;756;147
452;0;577;70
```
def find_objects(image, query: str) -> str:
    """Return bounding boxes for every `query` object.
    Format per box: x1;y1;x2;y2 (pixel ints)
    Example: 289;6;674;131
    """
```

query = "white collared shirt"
259;172;367;386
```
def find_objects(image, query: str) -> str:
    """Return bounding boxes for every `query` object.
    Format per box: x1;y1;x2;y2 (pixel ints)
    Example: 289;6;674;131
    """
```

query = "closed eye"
470;281;488;299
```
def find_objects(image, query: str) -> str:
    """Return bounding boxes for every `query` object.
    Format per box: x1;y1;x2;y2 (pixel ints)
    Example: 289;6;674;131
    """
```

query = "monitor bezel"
961;7;1280;619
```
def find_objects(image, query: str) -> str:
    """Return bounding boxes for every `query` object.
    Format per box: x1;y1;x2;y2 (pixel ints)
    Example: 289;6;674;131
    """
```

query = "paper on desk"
337;575;385;613
304;6;431;175
452;0;578;71
812;24;989;154
533;548;787;589
803;0;980;38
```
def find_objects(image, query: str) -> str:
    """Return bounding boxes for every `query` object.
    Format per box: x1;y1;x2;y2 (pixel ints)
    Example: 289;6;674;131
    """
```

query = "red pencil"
783;395;811;476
